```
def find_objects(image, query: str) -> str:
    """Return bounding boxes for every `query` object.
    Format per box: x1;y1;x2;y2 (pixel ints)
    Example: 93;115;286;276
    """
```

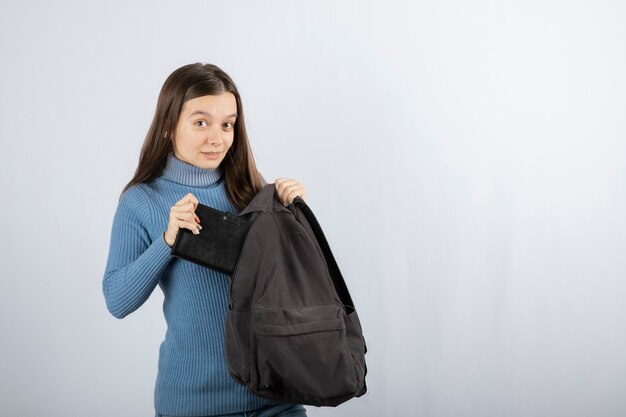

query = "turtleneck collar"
161;151;223;187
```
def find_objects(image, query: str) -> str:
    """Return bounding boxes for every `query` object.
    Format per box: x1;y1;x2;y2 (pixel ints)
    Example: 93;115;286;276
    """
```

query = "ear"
164;130;175;142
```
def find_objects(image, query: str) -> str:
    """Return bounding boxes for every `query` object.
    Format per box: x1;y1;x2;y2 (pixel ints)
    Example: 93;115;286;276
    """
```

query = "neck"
161;151;222;187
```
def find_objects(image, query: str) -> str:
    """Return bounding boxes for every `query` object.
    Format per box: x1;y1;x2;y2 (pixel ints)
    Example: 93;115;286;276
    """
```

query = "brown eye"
224;122;233;129
196;120;207;127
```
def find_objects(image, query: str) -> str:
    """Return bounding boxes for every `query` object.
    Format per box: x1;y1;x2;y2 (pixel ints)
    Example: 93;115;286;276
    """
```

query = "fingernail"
195;215;201;223
198;225;203;230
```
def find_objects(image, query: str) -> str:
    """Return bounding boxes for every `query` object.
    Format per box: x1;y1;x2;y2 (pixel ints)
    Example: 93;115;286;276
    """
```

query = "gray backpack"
225;185;367;406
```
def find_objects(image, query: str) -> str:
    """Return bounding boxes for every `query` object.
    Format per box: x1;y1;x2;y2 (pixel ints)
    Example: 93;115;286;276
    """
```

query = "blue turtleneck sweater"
102;151;277;416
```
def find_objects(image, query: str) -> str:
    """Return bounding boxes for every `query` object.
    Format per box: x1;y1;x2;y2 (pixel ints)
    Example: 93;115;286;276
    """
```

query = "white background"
1;1;625;416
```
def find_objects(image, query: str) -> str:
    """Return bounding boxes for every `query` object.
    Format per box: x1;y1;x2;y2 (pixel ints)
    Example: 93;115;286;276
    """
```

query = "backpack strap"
292;196;356;314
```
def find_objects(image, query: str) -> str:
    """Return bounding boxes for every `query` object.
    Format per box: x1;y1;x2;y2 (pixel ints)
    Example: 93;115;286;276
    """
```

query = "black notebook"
170;203;253;275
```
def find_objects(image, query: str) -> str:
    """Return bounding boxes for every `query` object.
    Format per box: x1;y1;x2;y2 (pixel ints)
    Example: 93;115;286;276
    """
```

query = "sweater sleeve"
102;186;173;319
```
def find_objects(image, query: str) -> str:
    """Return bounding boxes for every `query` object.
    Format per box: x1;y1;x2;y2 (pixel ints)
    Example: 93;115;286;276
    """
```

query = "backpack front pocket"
251;304;359;404
225;309;251;385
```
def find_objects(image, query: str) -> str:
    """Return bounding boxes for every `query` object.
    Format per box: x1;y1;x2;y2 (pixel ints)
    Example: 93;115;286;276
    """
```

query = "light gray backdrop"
1;1;625;416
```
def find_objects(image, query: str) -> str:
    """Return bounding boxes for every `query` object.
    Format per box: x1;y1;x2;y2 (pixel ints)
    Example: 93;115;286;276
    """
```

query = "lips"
201;151;221;160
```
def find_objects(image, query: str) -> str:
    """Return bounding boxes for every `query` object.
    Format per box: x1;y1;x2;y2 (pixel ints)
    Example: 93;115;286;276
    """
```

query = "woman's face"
172;92;238;169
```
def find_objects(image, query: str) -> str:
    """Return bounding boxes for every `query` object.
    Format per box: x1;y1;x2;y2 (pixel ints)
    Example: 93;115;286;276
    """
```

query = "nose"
205;130;222;148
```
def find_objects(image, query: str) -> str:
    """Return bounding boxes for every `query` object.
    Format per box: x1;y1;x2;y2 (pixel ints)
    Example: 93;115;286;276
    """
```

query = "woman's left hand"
274;178;308;206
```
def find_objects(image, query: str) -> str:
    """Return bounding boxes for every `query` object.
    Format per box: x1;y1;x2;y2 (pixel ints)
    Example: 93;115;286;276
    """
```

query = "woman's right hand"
163;192;203;247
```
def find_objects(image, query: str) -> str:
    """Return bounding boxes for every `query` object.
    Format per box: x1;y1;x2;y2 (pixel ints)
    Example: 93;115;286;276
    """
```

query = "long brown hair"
120;63;266;211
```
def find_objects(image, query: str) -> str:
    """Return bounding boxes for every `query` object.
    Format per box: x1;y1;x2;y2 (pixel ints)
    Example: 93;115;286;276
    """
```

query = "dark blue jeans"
155;403;307;417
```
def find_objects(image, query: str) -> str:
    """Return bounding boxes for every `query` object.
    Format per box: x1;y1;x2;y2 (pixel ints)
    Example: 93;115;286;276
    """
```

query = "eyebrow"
188;110;237;119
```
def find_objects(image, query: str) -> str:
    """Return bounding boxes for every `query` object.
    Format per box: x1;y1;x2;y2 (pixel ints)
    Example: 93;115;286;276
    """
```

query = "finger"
285;187;305;205
170;207;201;226
176;218;202;235
170;202;198;216
279;183;305;205
175;193;199;210
174;196;192;206
171;212;202;233
275;178;299;189
274;178;298;190
174;202;197;219
275;178;300;203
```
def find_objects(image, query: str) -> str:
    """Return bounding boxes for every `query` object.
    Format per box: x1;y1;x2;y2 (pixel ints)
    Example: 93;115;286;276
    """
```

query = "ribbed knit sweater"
102;151;277;416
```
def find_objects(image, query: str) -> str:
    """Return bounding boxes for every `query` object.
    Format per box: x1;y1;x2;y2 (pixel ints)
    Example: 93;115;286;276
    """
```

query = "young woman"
102;63;308;417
